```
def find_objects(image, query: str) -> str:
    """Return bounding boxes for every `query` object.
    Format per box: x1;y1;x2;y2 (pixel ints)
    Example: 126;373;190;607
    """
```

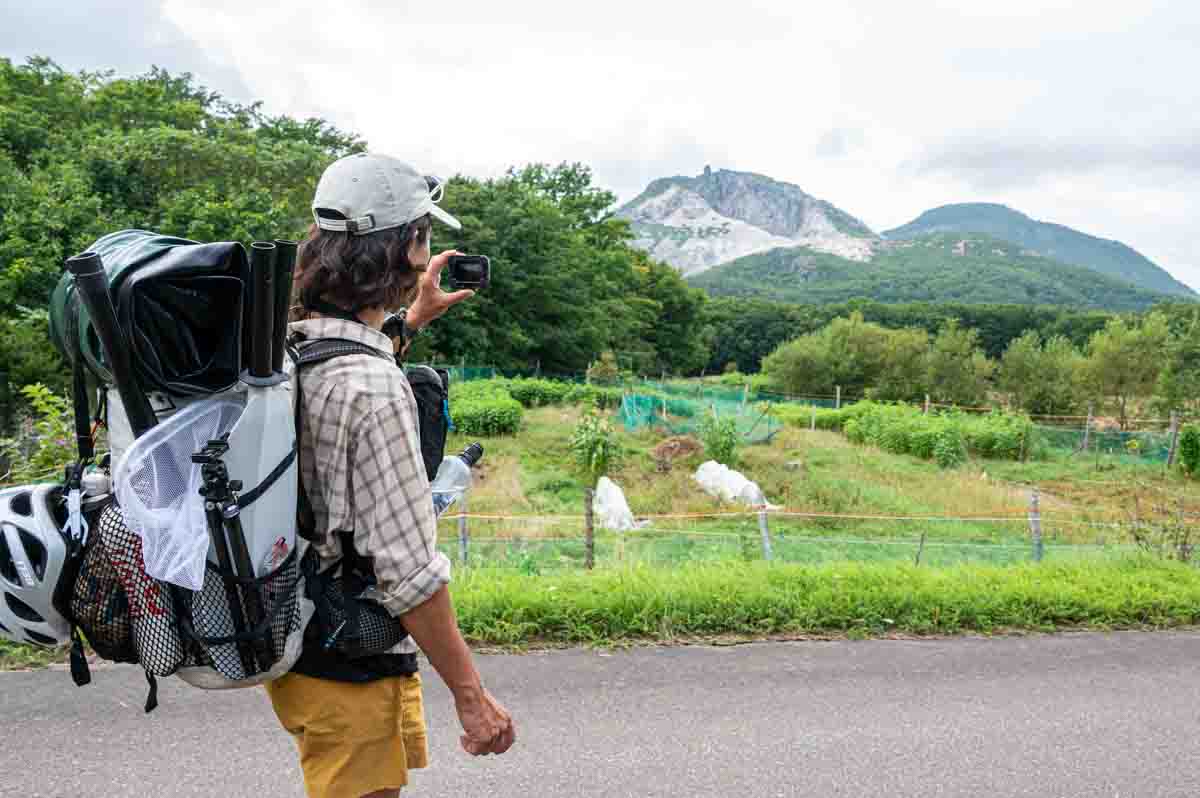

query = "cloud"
4;0;1200;289
908;133;1200;190
0;0;250;100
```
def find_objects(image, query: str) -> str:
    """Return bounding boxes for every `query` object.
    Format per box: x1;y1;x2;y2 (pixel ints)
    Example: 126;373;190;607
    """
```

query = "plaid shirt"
287;318;451;630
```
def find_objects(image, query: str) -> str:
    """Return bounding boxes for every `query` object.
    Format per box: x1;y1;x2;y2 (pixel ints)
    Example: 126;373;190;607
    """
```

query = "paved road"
5;631;1200;797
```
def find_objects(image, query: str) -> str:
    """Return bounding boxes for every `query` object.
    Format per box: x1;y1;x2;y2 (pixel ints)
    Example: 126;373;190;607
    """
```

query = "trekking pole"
65;251;157;437
248;242;277;380
271;240;297;373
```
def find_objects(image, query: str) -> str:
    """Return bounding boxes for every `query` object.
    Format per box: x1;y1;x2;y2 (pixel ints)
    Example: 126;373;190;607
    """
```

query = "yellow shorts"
266;672;429;798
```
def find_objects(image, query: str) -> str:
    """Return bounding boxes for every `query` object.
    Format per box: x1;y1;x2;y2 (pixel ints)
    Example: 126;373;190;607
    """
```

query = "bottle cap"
460;442;484;467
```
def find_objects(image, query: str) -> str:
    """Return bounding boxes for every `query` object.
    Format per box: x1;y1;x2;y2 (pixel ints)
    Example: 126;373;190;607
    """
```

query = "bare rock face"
617;168;878;276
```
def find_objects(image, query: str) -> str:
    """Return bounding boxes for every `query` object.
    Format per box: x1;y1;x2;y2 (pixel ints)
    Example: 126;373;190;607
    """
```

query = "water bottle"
431;443;484;517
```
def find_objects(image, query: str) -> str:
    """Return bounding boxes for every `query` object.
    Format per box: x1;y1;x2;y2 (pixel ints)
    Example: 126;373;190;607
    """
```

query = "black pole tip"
65;251;103;276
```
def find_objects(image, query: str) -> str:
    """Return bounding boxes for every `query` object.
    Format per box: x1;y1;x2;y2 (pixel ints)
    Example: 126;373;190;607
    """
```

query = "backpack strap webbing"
291;336;398;655
290;337;392;544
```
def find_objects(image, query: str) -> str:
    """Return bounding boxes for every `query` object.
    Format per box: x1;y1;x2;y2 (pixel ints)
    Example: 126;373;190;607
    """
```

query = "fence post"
810;404;816;431
757;506;773;561
924;394;931;415
836;386;842;409
458;494;470;566
584;486;595;570
1029;488;1043;562
1167;411;1181;467
914;530;927;566
1081;403;1094;452
741;383;750;411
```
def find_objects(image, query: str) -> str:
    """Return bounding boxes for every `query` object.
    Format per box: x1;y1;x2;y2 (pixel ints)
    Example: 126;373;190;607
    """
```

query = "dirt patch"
652;436;703;472
471;455;532;510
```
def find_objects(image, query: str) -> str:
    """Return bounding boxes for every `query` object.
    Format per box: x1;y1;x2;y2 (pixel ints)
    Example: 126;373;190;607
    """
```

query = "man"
266;152;516;798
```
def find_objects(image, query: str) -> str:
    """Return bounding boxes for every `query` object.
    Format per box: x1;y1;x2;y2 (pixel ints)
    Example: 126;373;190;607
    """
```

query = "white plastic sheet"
693;460;773;507
593;476;646;532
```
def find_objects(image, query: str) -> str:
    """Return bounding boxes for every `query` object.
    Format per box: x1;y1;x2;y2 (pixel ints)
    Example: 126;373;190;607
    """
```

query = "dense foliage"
699;296;1116;375
0;57;707;425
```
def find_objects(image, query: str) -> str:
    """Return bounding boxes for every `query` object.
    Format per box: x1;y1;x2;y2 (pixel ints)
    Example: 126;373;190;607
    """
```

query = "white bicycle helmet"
0;484;71;646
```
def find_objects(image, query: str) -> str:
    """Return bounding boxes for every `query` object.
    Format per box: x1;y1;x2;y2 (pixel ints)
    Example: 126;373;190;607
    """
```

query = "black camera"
448;255;490;291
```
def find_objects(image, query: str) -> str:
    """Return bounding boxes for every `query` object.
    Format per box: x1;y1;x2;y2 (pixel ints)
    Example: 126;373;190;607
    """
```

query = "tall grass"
452;558;1200;645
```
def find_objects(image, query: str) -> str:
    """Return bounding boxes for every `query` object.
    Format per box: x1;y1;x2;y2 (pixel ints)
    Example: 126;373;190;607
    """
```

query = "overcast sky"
4;0;1199;288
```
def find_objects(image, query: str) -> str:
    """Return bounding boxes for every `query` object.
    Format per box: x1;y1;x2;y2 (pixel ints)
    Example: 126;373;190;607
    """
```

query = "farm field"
436;400;1199;572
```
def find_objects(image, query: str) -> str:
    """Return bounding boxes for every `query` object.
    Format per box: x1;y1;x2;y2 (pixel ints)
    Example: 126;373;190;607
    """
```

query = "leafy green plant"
0;383;75;482
1177;425;1200;476
698;410;739;466
569;410;623;485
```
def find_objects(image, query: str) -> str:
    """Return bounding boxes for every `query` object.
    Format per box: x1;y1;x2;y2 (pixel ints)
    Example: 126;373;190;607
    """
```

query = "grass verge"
452;557;1200;646
4;558;1197;668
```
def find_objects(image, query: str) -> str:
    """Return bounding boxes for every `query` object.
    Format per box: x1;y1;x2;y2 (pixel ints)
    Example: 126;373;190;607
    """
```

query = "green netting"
414;364;498;382
618;390;782;443
1037;425;1172;463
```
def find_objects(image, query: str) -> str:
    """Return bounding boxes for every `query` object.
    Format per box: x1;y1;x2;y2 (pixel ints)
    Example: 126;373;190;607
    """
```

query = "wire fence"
434;498;1185;573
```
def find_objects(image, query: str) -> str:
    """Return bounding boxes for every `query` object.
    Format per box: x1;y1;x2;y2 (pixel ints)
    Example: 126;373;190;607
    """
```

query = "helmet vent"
17;530;47;580
4;593;44;623
0;619;9;634
0;533;17;585
10;491;33;517
25;629;57;646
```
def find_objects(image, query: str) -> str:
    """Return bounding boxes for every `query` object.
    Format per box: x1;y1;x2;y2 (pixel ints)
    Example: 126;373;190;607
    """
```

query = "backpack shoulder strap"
294;337;392;367
292;337;392;543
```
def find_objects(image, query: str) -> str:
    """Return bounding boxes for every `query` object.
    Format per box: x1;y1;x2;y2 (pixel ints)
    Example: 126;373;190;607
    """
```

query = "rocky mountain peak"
617;168;877;277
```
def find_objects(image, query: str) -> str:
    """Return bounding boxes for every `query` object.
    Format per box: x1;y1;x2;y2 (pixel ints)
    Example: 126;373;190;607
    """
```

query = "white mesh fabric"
114;396;245;590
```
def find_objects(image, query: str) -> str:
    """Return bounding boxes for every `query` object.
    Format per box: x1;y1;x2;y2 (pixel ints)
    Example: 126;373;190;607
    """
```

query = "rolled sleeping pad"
247;242;276;381
271;240;297;374
65;252;157;438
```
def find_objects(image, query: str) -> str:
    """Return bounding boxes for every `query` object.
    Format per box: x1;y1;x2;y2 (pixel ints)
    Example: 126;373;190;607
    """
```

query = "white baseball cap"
312;152;462;234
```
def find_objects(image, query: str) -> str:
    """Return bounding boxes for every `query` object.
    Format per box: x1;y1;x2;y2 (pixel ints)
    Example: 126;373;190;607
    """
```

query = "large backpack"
50;230;451;710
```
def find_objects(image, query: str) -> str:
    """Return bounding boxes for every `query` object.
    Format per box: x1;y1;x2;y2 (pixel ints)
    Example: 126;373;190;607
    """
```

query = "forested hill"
687;233;1176;311
0;57;710;398
883;203;1194;297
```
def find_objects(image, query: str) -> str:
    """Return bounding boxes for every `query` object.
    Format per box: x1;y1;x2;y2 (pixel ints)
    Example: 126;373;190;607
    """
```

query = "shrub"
717;370;747;386
505;377;572;407
1179;425;1200;476
0;384;76;482
450;381;523;436
698;411;740;466
790;400;1033;466
934;427;967;468
562;384;623;410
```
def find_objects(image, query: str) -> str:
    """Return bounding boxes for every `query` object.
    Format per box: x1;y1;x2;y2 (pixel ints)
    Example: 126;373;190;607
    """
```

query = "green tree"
998;331;1086;416
925;320;995;406
1155;313;1200;417
871;327;930;401
1085;312;1170;428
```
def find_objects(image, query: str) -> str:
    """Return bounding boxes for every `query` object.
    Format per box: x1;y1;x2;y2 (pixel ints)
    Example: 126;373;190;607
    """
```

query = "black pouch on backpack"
300;534;408;660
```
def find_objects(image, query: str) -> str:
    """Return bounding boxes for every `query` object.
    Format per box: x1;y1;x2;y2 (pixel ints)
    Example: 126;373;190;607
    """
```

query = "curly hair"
293;211;433;316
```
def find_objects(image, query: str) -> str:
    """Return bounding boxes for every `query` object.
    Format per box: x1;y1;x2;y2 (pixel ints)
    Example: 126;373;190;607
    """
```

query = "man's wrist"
451;680;485;705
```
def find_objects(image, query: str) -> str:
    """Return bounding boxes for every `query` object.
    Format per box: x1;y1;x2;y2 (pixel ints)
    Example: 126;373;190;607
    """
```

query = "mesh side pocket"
96;505;187;676
67;506;137;663
306;558;408;659
186;550;301;681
